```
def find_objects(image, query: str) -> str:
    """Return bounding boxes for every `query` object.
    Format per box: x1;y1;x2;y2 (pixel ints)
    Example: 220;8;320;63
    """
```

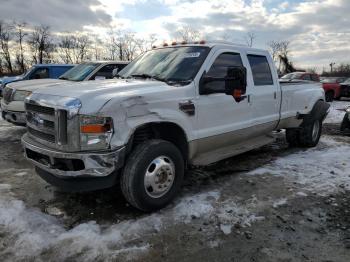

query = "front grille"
3;87;13;104
26;103;55;115
28;126;56;143
26;113;55;130
26;102;68;145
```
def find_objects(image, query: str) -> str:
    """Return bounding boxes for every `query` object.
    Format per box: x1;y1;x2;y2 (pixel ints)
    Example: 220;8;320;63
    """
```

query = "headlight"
12;90;32;101
346;107;350;113
80;115;113;150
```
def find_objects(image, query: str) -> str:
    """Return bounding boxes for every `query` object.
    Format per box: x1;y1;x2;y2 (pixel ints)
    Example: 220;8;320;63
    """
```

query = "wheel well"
127;122;189;161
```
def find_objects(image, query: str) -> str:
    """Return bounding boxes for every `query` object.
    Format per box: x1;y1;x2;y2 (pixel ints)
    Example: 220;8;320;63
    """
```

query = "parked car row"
0;64;75;95
1;61;128;125
280;72;350;102
0;41;328;212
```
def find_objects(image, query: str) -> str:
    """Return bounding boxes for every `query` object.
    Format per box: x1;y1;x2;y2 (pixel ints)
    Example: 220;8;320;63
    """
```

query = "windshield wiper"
59;76;69;80
130;74;168;83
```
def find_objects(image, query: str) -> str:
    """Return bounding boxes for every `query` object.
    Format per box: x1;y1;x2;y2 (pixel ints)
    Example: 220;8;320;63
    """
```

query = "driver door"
194;50;254;159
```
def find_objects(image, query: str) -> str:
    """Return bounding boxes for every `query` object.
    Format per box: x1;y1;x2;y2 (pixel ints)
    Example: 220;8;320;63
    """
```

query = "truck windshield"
59;63;99;81
118;46;210;85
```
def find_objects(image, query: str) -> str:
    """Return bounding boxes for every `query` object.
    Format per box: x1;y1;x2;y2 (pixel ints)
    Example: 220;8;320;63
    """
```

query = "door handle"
274;92;277;99
240;94;250;103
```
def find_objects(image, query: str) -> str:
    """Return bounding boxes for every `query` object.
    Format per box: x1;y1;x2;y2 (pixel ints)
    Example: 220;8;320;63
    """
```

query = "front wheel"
120;139;184;212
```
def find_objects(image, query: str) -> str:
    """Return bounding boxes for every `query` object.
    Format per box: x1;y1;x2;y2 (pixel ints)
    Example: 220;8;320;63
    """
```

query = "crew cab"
1;61;128;125
21;42;329;211
281;72;320;82
0;64;74;95
321;77;348;102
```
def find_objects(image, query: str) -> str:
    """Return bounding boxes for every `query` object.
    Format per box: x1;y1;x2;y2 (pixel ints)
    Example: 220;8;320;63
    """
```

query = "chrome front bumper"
2;109;26;125
22;134;125;178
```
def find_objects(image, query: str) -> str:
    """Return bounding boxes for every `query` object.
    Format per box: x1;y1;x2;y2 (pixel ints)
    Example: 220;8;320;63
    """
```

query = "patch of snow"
272;198;288;208
324;101;349;124
0;183;11;191
249;136;350;196
15;171;28;177
220;224;232;235
295;192;308;197
172;191;220;223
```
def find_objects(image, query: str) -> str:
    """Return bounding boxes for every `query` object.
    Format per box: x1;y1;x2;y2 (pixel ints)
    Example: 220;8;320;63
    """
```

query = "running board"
191;135;275;166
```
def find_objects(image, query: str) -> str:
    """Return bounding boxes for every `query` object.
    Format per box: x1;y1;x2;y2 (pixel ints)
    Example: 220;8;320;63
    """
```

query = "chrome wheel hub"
144;156;175;198
312;120;320;141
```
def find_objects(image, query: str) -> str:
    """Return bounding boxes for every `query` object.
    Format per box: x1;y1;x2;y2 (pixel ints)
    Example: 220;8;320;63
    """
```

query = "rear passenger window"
205;52;243;92
247;55;273;86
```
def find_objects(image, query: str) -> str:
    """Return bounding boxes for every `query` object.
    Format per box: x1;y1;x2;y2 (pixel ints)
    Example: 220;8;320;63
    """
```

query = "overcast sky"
1;0;349;70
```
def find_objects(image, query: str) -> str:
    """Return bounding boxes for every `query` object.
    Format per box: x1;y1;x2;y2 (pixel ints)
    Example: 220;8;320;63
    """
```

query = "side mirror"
112;68;119;77
199;66;247;101
224;67;247;97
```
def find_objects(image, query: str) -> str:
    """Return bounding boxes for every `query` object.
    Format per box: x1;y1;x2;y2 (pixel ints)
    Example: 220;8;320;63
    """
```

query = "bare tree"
14;21;27;73
267;40;281;62
277;41;295;74
0;21;13;73
28;25;55;64
90;34;103;60
245;32;256;47
58;34;74;63
176;25;201;42
73;34;90;63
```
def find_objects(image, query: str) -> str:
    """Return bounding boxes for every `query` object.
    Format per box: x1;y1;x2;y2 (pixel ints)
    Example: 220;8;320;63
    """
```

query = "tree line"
2;20;348;77
0;20;159;76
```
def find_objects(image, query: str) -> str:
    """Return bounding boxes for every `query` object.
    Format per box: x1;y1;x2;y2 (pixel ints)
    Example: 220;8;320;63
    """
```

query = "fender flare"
298;100;330;124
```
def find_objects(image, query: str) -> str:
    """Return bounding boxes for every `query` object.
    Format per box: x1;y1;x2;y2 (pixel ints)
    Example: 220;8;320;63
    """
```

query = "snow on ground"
0;115;25;141
324;100;349;124
249;136;350;196
0;184;261;261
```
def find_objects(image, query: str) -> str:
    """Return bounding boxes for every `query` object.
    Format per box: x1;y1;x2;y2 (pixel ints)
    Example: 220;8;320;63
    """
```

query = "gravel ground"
0;100;350;262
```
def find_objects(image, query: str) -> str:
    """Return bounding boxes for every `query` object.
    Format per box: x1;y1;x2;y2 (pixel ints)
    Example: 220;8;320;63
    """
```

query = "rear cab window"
247;55;273;86
29;67;49;79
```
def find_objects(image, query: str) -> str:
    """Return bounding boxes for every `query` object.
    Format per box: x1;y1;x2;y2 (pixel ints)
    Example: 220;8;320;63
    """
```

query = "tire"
325;91;334;102
340;113;350;131
120;139;184;212
286;129;299;147
298;118;322;147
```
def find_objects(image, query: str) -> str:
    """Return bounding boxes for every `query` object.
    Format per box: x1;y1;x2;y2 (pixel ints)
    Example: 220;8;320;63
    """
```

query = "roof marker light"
163;43;169;47
199;40;206;44
171;41;177;46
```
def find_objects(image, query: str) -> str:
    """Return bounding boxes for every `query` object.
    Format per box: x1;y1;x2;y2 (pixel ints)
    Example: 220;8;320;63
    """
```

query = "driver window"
205;52;243;93
29;68;49;79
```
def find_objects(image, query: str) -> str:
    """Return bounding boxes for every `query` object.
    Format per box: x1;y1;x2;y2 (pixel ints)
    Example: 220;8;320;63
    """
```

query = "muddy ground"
0;101;350;262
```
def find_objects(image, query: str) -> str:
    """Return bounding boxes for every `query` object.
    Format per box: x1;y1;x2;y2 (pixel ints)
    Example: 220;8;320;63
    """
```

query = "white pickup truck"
1;61;128;125
21;42;329;211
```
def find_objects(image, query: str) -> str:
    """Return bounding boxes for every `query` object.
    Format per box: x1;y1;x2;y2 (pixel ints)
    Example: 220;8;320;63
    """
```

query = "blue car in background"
0;64;75;95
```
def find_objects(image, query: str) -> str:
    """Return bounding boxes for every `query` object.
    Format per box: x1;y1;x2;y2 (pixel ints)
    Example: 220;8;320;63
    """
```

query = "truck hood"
7;79;67;91
1;75;24;85
32;79;173;114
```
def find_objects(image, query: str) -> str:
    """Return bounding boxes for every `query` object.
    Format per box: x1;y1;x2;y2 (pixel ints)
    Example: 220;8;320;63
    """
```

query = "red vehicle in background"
321;77;348;102
280;72;320;82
